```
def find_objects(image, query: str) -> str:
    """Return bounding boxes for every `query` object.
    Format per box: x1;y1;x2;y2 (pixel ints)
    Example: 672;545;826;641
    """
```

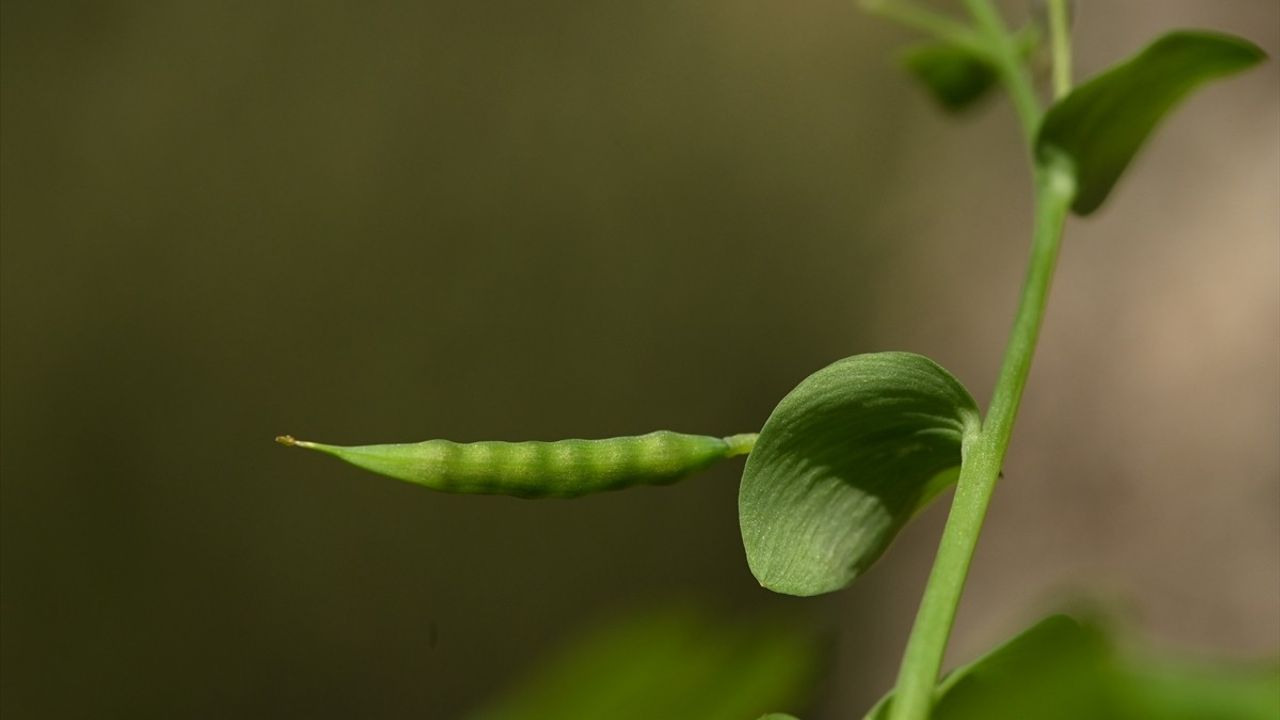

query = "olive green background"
3;1;1277;718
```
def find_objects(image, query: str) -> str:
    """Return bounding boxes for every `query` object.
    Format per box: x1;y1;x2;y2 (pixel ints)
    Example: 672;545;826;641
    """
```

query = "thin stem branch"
963;0;1041;142
859;0;986;54
960;0;1006;38
1048;0;1073;99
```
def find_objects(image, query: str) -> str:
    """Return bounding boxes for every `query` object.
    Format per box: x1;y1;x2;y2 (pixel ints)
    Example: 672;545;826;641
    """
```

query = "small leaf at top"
1037;30;1265;216
900;43;998;113
739;352;980;597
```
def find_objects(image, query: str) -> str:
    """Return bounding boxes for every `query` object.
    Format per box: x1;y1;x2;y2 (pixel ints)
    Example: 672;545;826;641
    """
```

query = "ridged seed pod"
277;431;757;498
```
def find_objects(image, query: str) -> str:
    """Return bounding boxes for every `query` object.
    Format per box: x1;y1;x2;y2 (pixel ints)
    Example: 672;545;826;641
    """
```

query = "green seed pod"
277;431;757;498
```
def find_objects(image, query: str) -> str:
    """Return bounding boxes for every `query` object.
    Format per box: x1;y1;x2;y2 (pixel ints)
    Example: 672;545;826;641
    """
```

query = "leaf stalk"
963;0;1042;141
859;0;986;55
1048;0;1073;99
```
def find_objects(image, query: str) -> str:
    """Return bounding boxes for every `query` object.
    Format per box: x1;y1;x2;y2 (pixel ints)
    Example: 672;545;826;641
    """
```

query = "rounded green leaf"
739;352;980;596
1037;30;1266;216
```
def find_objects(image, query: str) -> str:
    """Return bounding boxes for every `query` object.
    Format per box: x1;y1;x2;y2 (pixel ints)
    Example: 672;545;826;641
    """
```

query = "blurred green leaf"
900;43;998;113
928;615;1114;719
1111;658;1280;720
865;614;1280;720
739;352;980;596
1037;30;1265;215
865;615;1111;719
467;604;819;720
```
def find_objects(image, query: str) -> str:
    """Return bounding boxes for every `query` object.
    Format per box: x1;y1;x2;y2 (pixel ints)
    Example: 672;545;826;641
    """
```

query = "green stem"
962;0;1041;140
887;3;1077;719
859;0;987;54
889;154;1075;720
1048;0;1073;99
723;433;759;457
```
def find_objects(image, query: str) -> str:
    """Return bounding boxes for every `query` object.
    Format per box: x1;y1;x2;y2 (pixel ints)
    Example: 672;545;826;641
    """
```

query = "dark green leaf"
1037;30;1265;215
739;352;980;596
928;615;1114;719
901;43;998;113
467;604;819;720
865;614;1280;720
865;615;1113;720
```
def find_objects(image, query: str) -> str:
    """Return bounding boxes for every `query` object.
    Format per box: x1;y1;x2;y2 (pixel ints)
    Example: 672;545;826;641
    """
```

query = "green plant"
281;2;1268;717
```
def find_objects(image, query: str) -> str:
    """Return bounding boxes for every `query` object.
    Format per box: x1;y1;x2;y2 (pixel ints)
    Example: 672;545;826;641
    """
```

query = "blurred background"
3;0;1277;717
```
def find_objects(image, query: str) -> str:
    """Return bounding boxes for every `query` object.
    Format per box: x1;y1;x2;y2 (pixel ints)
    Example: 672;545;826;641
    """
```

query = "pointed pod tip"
276;435;328;452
